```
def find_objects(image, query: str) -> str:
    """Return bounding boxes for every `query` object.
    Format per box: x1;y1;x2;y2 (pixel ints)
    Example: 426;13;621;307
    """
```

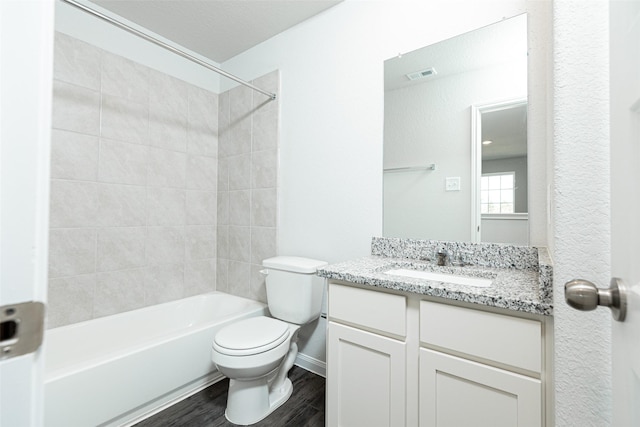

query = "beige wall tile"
101;51;149;103
147;187;186;226
49;180;98;228
144;263;184;304
228;226;250;262
186;190;217;225
185;226;216;260
97;227;146;272
49;228;97;278
146;226;185;264
101;94;149;144
97;183;146;227
47;274;95;328
52;80;100;135
94;269;146;318
54;32;101;90
251;188;277;227
99;138;148;185
50;129;99;181
184;259;216;296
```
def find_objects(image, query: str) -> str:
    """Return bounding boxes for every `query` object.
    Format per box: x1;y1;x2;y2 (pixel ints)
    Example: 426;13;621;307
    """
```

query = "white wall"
552;0;612;425
221;0;550;372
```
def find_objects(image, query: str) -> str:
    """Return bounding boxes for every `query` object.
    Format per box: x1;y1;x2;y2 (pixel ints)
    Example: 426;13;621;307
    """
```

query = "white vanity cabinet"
326;282;549;427
326;283;407;427
419;301;543;427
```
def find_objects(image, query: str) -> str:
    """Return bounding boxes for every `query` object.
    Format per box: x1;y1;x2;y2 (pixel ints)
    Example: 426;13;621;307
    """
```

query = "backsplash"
48;32;279;328
371;236;542;270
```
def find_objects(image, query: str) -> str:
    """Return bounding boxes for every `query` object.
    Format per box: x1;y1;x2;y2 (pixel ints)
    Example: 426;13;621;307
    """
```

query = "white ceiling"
89;0;343;63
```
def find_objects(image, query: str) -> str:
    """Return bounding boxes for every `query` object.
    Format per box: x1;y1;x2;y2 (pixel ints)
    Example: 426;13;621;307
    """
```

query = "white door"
610;0;640;424
0;0;54;426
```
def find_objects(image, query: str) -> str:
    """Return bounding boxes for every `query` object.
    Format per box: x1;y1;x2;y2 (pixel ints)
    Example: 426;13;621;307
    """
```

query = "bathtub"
44;292;267;427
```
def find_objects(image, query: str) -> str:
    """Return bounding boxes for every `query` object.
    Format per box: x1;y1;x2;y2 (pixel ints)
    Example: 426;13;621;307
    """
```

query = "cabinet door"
327;322;406;427
419;348;541;427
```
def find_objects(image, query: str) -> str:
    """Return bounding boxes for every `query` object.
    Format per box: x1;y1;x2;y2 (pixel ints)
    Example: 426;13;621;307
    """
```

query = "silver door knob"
564;277;627;322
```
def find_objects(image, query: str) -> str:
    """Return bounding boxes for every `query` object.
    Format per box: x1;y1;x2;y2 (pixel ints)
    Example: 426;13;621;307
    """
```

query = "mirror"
383;14;528;244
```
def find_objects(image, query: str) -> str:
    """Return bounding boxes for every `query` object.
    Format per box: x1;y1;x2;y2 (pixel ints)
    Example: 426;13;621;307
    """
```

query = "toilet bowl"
211;256;327;425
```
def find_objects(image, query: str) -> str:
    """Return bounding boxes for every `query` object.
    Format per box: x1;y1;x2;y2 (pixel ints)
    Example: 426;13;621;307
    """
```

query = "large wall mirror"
383;14;528;244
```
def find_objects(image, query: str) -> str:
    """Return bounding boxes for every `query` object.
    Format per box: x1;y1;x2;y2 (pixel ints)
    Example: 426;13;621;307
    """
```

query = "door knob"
564;277;627;322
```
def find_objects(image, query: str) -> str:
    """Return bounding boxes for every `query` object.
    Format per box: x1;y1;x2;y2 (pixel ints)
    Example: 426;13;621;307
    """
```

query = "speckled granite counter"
317;237;553;316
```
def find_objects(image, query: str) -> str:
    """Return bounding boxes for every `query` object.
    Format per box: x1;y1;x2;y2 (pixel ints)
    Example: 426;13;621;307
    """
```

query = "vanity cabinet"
326;283;407;427
326;282;549;427
419;301;542;427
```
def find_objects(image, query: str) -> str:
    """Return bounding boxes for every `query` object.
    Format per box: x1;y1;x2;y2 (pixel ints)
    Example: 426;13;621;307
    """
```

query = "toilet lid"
213;316;290;356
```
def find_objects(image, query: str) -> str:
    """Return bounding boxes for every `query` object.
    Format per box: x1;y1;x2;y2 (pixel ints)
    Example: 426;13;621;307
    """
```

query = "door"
419;348;541;427
0;1;54;425
326;322;406;427
610;0;640;424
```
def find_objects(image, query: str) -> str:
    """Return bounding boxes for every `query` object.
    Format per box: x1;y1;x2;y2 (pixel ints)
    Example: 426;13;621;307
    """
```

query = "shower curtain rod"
60;0;277;100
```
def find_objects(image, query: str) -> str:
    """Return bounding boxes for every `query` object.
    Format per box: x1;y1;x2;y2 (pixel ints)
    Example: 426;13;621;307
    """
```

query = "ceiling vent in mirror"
406;67;437;81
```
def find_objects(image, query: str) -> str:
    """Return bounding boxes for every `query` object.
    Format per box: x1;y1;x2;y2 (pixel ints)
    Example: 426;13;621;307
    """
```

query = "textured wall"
553;0;612;425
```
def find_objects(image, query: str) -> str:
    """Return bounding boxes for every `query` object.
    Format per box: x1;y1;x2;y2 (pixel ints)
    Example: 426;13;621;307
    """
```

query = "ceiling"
89;0;343;63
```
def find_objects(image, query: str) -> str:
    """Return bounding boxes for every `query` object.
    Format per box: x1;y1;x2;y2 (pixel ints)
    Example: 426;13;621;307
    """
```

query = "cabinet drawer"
329;283;406;337
420;300;541;373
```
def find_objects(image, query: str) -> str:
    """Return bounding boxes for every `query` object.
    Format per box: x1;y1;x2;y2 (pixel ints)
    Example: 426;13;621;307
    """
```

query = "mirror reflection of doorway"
471;99;528;244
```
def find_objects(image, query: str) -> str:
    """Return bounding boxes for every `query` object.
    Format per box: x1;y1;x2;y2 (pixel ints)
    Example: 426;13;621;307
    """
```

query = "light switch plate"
445;177;461;191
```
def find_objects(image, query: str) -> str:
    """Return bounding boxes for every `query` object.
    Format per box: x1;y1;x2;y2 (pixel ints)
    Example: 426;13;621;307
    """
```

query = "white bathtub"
44;292;267;427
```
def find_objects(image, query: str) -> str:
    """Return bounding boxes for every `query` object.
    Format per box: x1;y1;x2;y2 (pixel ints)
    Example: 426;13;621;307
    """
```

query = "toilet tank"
262;256;328;325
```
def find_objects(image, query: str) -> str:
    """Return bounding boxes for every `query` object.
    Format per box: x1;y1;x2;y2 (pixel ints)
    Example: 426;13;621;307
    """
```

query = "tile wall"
48;32;219;328
216;71;280;303
48;33;279;328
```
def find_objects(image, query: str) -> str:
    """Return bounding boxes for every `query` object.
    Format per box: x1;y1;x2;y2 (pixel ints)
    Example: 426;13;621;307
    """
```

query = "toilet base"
225;377;293;425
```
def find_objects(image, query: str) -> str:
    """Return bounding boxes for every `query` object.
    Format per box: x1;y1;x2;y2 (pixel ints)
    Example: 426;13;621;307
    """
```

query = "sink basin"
384;268;493;287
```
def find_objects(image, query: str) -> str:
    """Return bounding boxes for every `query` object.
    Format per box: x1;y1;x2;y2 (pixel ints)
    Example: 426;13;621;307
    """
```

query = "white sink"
384;268;493;288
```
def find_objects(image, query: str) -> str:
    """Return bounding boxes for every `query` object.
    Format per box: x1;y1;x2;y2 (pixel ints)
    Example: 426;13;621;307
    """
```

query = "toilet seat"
213;316;290;356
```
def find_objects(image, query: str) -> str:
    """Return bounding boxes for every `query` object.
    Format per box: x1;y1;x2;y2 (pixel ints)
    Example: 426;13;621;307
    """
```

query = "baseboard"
294;352;326;378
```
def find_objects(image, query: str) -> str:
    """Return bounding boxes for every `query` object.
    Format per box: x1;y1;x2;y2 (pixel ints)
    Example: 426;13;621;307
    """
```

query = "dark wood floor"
134;366;325;426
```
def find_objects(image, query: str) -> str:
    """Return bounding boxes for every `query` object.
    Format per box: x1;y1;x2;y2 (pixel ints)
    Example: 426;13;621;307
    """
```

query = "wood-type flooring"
134;366;325;427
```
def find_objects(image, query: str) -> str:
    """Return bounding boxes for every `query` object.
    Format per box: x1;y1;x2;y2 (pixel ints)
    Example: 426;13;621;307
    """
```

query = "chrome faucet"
435;248;450;266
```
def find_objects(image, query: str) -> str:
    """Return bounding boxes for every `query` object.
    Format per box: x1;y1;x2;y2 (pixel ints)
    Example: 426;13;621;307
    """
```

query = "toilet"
211;256;327;425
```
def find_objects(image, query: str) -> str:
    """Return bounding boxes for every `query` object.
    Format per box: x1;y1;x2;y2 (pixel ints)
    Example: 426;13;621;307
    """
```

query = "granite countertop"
317;237;553;316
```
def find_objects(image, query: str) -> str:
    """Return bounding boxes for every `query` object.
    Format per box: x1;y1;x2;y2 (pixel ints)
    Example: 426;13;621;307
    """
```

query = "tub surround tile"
146;147;187;188
250;227;277;265
185;226;216;260
50;129;99;181
94;269;146;318
186;155;218;190
228;261;251;299
186;190;217;225
146;226;186;264
147;187;186;226
52;81;100;135
101;51;150;103
47;274;96;328
54;32;101;90
317;237;554;316
49;180;98;228
49;228;97;278
228;153;251;190
251;188;277;227
184;259;216;296
148;106;188;153
144;263;185;305
99;138;149;186
229;190;250;226
97;227;147;272
216;191;230;226
228;226;251;263
97;183;147;227
251;150;278;189
100;94;149;145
